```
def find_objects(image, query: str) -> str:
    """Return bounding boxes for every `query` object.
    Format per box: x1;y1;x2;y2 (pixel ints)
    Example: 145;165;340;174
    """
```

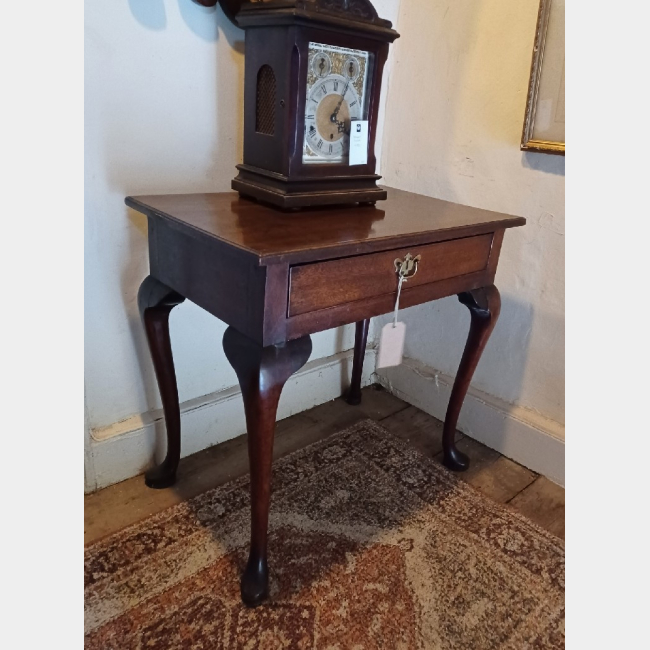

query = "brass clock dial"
305;75;361;160
303;43;371;164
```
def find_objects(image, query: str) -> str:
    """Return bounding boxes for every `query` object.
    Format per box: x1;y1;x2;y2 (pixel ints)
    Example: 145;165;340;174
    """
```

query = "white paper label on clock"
349;120;369;166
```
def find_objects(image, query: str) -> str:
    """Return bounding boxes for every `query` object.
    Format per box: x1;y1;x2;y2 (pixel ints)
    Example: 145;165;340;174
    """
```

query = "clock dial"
304;75;362;160
303;43;371;164
312;52;332;78
343;56;360;82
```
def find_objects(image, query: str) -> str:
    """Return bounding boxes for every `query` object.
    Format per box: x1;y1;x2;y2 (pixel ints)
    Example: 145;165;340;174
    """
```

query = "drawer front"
288;234;493;317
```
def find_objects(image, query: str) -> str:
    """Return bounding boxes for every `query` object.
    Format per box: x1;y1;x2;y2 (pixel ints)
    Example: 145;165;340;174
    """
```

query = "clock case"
222;1;399;209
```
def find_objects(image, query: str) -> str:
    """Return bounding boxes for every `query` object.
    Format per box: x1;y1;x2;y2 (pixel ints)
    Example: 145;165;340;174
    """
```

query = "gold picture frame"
521;0;565;155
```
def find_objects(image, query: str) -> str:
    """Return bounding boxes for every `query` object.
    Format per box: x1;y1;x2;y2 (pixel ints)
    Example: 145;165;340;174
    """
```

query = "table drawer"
288;233;493;317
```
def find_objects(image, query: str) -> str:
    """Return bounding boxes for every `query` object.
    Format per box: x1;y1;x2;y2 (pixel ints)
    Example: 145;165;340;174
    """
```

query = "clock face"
303;43;371;165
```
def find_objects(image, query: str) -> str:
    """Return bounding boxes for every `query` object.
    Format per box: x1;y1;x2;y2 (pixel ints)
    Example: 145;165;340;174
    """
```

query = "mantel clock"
204;0;399;209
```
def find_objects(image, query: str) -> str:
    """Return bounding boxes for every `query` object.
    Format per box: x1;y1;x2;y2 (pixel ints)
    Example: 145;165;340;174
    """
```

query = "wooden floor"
85;385;565;545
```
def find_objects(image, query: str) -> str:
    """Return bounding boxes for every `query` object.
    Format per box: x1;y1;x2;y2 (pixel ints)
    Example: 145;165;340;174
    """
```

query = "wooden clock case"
207;0;399;209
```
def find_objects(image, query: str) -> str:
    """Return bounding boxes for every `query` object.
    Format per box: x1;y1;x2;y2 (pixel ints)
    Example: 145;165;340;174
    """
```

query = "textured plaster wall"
84;1;400;434
376;0;565;425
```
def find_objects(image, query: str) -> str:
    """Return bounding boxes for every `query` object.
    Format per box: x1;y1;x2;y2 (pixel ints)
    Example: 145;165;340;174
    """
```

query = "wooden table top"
126;187;525;265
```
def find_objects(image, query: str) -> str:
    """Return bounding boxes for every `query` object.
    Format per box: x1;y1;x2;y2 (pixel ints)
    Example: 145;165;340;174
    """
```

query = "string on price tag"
376;253;421;369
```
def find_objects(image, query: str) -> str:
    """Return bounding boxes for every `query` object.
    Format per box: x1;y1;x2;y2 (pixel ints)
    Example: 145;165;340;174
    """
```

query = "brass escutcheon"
394;253;422;279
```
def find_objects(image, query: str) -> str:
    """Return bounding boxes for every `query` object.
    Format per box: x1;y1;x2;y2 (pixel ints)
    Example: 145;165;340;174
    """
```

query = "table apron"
284;269;495;341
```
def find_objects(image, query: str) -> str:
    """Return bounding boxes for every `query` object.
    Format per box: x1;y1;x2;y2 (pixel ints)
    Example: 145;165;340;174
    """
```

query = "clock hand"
331;79;351;122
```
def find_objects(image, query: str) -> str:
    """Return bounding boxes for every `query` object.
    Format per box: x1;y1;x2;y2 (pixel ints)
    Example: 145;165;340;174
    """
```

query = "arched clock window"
255;65;276;135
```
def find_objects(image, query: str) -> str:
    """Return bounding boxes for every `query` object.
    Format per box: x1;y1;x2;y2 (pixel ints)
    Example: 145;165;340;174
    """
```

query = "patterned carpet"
84;420;565;649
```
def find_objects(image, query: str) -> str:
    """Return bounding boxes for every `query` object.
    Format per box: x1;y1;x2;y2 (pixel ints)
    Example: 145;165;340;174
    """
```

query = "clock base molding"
232;164;387;209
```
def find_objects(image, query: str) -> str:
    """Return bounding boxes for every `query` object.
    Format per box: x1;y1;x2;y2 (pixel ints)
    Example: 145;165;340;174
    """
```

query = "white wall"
85;1;563;490
84;0;400;491
375;0;565;483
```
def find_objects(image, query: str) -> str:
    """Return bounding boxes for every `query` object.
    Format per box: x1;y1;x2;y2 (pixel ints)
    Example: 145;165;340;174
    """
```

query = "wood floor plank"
356;384;409;420
300;399;368;436
383;411;538;503
86;386;565;550
85;387;402;545
273;411;345;459
305;386;408;436
508;476;565;540
381;405;449;458
464;456;538;504
85;413;317;545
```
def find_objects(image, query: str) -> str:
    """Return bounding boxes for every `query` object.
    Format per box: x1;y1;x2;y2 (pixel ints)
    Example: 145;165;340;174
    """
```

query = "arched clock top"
310;0;379;22
197;0;396;35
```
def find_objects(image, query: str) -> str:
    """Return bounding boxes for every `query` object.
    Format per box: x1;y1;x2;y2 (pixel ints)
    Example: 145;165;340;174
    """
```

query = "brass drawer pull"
394;253;422;279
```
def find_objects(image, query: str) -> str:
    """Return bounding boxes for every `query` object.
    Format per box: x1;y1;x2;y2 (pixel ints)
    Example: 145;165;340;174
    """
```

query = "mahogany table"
126;187;525;607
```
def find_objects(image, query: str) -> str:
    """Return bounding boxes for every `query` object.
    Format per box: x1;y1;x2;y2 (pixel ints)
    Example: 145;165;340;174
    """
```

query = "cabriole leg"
138;276;185;489
443;285;501;471
223;327;312;607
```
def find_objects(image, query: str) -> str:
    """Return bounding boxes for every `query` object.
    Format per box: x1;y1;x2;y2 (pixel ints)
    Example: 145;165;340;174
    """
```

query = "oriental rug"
84;419;564;649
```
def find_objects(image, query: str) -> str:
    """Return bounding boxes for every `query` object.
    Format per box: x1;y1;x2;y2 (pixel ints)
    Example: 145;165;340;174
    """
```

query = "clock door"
302;43;373;165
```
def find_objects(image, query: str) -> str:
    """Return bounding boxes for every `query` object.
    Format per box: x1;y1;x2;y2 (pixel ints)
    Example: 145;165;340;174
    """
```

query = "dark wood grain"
346;319;370;405
146;214;271;343
486;228;505;277
126;188;526;266
127;188;523;346
288;233;493;316
442;285;501;472
137;276;186;489
222;327;313;607
286;269;492;341
196;1;395;30
236;0;395;31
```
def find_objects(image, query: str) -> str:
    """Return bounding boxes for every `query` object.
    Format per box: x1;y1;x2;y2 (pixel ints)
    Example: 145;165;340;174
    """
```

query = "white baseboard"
374;357;565;487
85;348;376;492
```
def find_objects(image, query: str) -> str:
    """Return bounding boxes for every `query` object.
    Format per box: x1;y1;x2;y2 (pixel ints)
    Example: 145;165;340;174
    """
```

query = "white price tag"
376;322;406;369
349;120;369;166
377;267;411;369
